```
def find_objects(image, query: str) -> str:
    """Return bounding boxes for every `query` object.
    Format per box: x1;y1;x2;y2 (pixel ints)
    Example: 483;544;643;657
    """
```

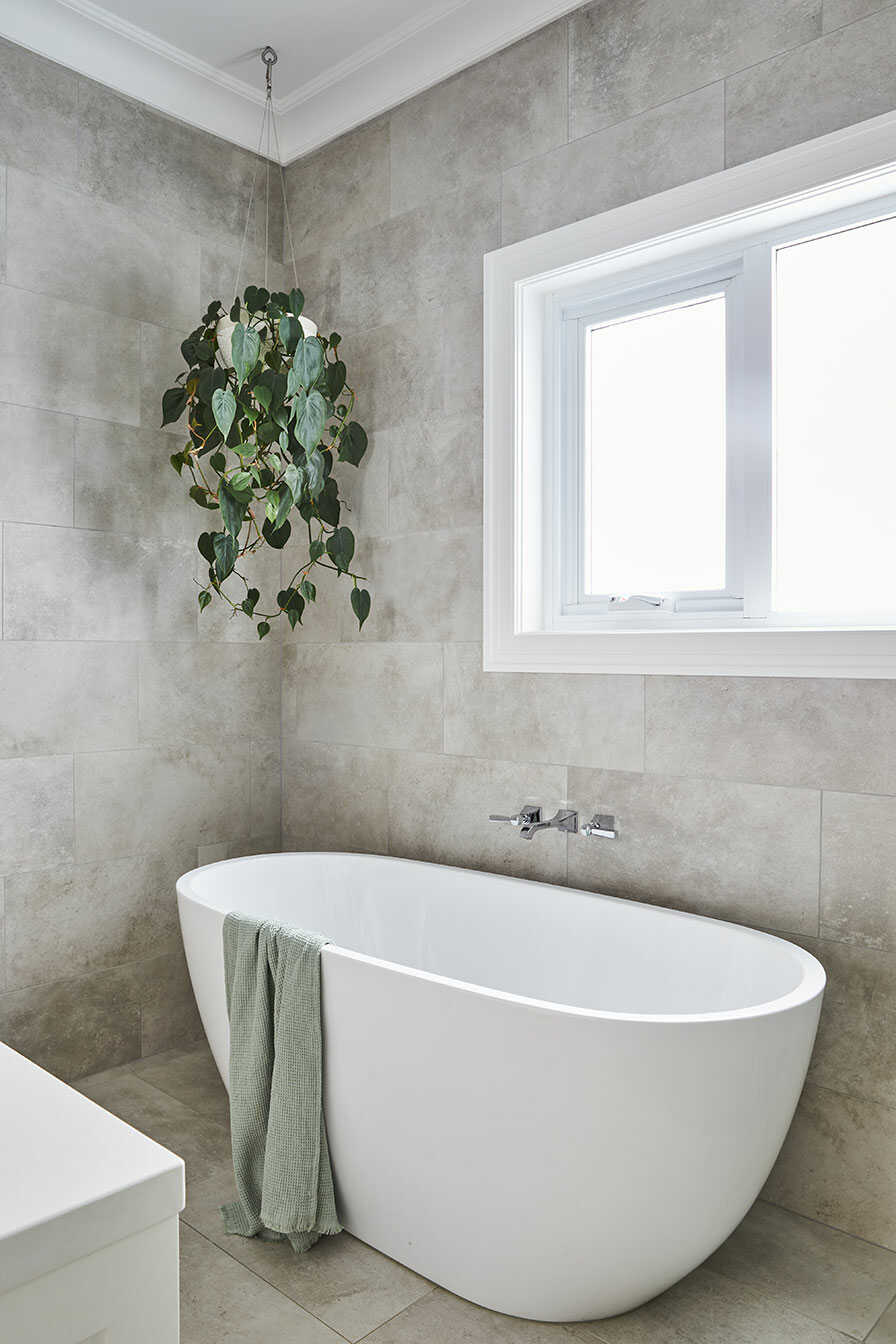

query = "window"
484;110;896;675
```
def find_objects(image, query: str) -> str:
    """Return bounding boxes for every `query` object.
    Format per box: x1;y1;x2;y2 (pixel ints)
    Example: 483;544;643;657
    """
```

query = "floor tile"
361;1287;575;1341
869;1296;896;1342
705;1200;896;1338
130;1044;231;1126
180;1224;343;1343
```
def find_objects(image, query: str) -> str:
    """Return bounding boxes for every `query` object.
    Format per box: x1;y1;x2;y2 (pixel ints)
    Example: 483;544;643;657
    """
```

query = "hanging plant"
162;284;371;638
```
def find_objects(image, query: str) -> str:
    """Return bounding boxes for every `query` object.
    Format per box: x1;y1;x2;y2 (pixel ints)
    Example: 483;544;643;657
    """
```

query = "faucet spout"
518;808;578;840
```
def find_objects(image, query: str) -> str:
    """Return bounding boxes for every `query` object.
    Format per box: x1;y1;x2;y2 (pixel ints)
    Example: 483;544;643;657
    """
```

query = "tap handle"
580;813;617;839
489;814;514;824
489;805;541;827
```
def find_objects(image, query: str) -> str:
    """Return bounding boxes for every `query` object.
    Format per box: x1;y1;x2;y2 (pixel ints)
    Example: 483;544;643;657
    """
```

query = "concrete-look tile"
386;411;482;535
74;742;251;861
821;792;896;950
824;0;894;28
869;1297;896;1343
501;84;724;246
196;835;279;865
0;39;78;184
281;246;342;341
3;848;191;991
802;937;896;1110
136;948;204;1056
344;529;481;643
184;1161;431;1342
441;295;484;417
445;644;643;772
344;317;444;434
390;21;568;215
75;417;197;540
285;115;391;254
570;0;821;139
5;169;200;331
566;767;820;934
763;1084;896;1249
0;285;140;424
0;754;73;871
199;237;292;315
251;738;282;839
0;403;73;526
138;643;280;745
0;641;137;757
0;876;5;991
141;321;191;437
705;1199;896;1338
726;7;896;166
196;542;284;643
388;752;569;885
574;1264;849;1344
338;177;498;332
180;1222;345;1344
3;523;195;641
365;1287;568;1343
289;643;443;752
335;428;389;540
646;676;896;793
130;1044;229;1126
0;962;141;1080
279;557;346;645
77;79;282;251
282;740;390;855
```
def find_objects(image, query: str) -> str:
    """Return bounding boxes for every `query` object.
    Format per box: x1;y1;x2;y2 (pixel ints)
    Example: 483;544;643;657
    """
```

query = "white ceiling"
0;0;582;163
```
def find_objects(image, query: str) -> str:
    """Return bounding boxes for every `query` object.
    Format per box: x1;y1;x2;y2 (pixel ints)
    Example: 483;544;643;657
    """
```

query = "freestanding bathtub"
177;852;824;1322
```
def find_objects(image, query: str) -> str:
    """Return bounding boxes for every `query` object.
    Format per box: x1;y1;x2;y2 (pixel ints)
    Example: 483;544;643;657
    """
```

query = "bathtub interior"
181;852;821;1019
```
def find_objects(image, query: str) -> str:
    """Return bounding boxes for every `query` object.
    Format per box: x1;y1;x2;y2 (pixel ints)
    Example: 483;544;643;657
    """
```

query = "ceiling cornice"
0;0;582;165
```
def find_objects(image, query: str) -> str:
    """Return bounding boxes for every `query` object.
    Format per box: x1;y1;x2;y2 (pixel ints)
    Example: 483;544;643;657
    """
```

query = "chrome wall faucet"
489;805;617;840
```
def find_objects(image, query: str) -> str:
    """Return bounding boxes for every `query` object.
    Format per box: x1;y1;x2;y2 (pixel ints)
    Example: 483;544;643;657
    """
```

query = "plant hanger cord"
234;46;299;299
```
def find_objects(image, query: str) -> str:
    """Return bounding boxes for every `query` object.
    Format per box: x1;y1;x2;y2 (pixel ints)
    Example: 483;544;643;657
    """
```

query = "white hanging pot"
215;309;318;369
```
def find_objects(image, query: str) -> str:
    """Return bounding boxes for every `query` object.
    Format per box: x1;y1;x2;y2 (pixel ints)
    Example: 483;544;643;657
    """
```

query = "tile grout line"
864;1285;896;1340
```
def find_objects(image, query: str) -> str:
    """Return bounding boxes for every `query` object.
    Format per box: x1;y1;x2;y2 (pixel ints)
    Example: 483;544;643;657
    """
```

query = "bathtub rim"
176;851;826;1027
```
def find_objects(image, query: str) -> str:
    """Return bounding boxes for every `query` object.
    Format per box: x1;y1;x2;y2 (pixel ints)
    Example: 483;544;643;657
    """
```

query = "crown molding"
0;0;583;165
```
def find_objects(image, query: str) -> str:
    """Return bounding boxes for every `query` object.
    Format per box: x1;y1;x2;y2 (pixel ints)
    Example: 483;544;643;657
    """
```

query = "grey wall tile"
0;642;137;757
345;529;481;643
4;848;192;991
570;0;821;139
344;316;444;433
138;643;280;745
140;321;190;437
386;412;483;535
74;743;252;861
821;792;896;949
279;556;346;645
282;740;390;855
284;115;391;254
726;6;896;165
288;643;443;752
286;247;342;338
0;39;78;184
0;403;73;526
3;523;195;641
445;643;644;771
824;0;894;28
804;936;896;1110
390;22;568;215
646;676;896;792
0;964;141;1080
387;751;568;884
251;738;282;839
195;541;284;643
199;237;292;314
338;178;498;332
338;430;389;540
74;417;197;540
0;754;73;871
136;949;204;1056
501;83;725;246
764;1084;896;1249
0;285;140;424
566;767;821;934
5;169;200;331
0;164;6;282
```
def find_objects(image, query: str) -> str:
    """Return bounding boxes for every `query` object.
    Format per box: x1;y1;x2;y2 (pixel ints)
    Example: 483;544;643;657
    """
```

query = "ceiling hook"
260;45;278;96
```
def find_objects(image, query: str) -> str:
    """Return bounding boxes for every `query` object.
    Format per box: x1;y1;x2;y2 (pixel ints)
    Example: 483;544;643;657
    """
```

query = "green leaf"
211;387;236;439
161;386;188;426
277;587;305;629
254;384;272;413
294;389;328;451
169;451;185;475
296;336;324;390
209;450;226;473
261;517;291;549
283;461;304;504
309;537;324;562
219;481;247;538
339;420;368;466
257;621;271;639
351;586;371;630
299;578;316;603
197;532;216;564
326;526;355;573
265;484;292;530
189;484;218;510
228;469;254;500
305;446;325;498
325;359;346;399
212;530;237;580
288;288;305;318
279;314;301;354
198;590;212;612
329;331;341;348
241;594;257;616
231;324;261;385
315;476;341;527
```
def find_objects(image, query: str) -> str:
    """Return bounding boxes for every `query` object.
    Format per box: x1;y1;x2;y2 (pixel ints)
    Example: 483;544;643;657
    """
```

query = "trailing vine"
162;284;371;638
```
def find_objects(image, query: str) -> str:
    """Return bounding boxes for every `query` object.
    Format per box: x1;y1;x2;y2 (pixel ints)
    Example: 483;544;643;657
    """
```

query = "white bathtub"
177;851;824;1323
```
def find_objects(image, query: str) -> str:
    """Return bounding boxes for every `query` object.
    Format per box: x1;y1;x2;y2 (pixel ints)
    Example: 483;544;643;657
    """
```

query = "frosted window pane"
585;294;727;597
774;216;896;616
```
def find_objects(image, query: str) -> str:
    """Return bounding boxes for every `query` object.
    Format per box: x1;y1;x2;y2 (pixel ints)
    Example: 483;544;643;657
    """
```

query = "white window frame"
483;108;896;677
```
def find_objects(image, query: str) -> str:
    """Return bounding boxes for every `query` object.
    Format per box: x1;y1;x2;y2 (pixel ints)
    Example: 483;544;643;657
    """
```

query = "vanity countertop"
0;1042;184;1294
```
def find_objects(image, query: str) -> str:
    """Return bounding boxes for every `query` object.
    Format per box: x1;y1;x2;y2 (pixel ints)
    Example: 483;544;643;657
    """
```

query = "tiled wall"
0;41;284;1080
282;0;896;1250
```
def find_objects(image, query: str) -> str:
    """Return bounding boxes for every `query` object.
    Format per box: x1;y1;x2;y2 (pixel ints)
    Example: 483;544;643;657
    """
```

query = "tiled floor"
76;1045;896;1344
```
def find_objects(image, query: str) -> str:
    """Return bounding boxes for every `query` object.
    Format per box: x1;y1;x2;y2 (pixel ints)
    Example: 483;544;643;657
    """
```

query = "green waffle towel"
220;911;342;1253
